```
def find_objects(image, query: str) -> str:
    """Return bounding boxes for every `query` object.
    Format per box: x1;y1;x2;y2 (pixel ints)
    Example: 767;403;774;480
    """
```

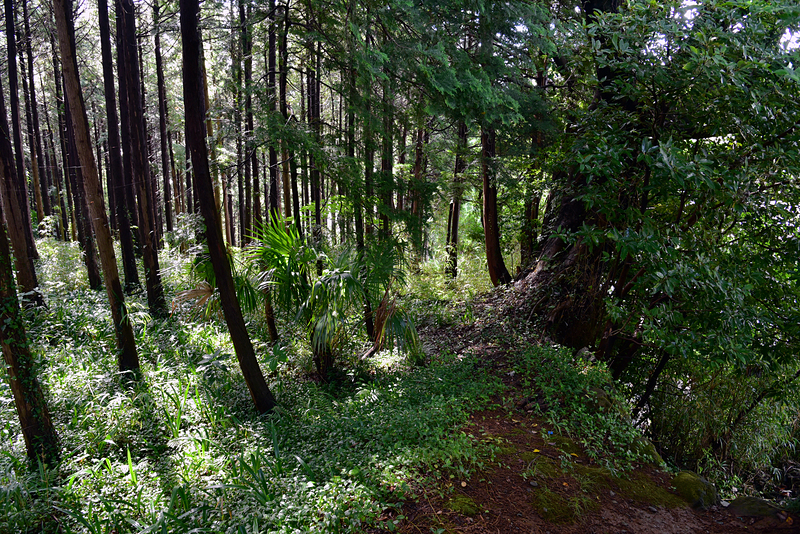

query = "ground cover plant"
0;238;507;534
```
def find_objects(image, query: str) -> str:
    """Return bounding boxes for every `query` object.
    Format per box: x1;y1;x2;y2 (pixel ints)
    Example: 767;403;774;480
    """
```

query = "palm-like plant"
248;215;420;379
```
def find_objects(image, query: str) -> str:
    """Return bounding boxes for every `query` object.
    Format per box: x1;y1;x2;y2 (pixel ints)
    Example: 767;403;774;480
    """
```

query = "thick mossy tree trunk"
0;195;59;466
54;0;140;374
181;0;276;414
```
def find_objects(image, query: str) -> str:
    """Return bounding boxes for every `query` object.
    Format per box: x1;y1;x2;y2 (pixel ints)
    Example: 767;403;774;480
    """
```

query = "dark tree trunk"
0;35;43;306
379;76;393;239
180;0;276;413
5;0;39;266
17;23;45;224
118;0;167;317
0;189;59;465
241;0;252;243
481;127;511;286
268;0;280;222
54;0;140;373
154;1;173;233
64;96;103;290
50;26;76;241
115;5;141;252
446;121;468;279
98;0;139;292
23;1;51;219
40;81;69;240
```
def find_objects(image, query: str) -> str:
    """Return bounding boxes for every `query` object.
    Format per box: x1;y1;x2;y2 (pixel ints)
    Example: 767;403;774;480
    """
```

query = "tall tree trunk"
40;81;68;240
0;34;43;307
181;0;276;413
98;0;139;291
5;0;39;265
268;0;280;222
446;121;467;279
114;6;140;253
241;0;252;243
53;0;140;373
481;127;511;286
154;1;173;234
49;26;75;241
118;0;167;316
17;29;45;225
379;77;393;239
0;185;59;465
23;0;51;219
64;98;103;290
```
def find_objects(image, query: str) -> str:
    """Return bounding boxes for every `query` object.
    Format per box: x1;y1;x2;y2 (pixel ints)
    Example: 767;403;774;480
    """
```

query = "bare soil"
391;290;800;534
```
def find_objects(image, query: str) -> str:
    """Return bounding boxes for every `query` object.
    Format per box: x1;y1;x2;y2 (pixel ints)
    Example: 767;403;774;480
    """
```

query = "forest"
1;0;799;531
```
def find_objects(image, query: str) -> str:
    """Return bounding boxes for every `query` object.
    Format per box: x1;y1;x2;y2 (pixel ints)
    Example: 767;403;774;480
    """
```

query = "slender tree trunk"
154;1;173;234
0;39;43;307
23;1;51;219
64;97;103;290
115;6;140;252
5;0;39;265
181;0;276;413
268;0;280;222
379;77;393;239
17;33;45;225
53;0;140;373
446;121;467;278
98;0;139;291
41;86;68;240
241;0;252;243
118;0;167;316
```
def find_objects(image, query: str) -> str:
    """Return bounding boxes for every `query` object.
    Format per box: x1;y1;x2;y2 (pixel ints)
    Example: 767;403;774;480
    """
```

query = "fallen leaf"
570;453;578;457
533;449;540;453
563;482;569;487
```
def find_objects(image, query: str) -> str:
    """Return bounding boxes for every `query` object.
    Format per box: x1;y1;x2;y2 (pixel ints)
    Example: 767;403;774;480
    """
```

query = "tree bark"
0;184;59;465
98;0;139;292
0;26;43;306
64;96;103;290
154;1;173;234
4;0;38;262
446;121;467;278
53;0;140;373
22;0;51;219
17;28;45;225
181;0;276;413
117;0;167;316
481;127;511;286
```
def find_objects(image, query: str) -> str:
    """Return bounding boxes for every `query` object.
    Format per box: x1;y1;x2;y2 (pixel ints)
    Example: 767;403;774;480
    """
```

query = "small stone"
648;506;658;513
530;480;539;487
721;500;730;508
609;490;615;497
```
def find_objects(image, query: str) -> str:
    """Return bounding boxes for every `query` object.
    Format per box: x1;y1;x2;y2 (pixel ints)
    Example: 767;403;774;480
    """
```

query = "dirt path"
393;295;800;534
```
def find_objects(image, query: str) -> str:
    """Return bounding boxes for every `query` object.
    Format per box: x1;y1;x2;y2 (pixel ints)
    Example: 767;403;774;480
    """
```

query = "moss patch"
549;435;583;456
518;454;560;478
616;472;686;508
573;464;613;493
531;487;573;523
446;494;479;516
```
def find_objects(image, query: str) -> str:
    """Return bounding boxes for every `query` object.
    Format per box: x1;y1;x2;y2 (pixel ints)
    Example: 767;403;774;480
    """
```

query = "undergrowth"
0;239;505;534
513;345;652;474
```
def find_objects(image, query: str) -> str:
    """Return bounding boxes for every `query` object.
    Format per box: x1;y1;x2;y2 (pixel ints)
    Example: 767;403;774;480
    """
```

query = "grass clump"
530;486;572;523
514;345;652;472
